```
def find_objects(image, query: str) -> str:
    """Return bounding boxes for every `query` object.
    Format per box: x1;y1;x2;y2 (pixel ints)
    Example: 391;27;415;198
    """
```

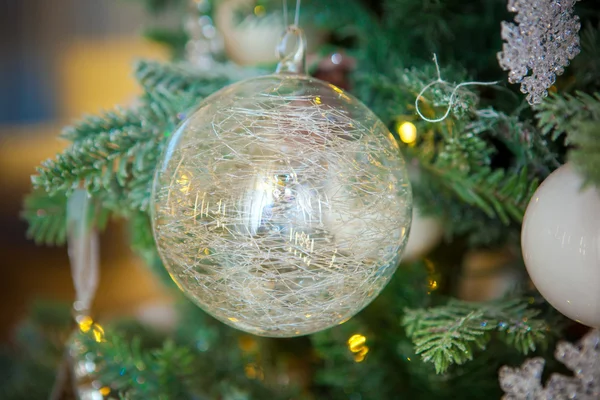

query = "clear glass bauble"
152;73;412;337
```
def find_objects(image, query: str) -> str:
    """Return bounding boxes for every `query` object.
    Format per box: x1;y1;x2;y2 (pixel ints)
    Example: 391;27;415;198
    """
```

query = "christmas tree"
3;0;599;399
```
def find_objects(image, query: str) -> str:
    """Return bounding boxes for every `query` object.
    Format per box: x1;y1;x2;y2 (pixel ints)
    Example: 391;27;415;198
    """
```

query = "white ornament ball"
152;74;412;337
214;0;323;66
135;301;178;332
403;207;443;262
522;164;600;328
215;0;282;65
458;249;521;302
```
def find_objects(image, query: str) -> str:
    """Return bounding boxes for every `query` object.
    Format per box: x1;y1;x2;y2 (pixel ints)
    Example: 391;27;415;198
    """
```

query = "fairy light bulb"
397;121;417;144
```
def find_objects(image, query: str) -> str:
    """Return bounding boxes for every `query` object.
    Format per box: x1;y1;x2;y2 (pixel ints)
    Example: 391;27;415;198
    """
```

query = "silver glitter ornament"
498;0;581;105
499;329;600;400
152;26;412;337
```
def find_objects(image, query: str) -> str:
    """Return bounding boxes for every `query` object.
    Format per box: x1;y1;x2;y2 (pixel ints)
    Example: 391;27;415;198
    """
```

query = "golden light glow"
228;317;239;322
424;259;440;295
354;346;369;362
238;335;258;353
397;121;417;144
314;96;322;105
177;174;191;194
78;316;105;342
78;315;94;333
328;84;350;101
254;5;266;16
329;84;343;94
245;363;264;380
347;334;367;353
348;334;370;362
245;363;257;379
387;132;399;149
99;387;111;396
169;275;185;292
92;323;105;343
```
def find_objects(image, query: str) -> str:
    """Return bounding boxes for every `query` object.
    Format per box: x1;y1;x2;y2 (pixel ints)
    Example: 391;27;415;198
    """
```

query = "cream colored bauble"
215;0;322;66
135;301;178;332
215;0;281;65
522;164;600;328
402;207;443;262
458;249;521;301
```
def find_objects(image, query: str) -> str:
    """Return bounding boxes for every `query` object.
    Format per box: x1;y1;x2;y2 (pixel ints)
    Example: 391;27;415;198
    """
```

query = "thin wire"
415;54;499;123
282;0;301;27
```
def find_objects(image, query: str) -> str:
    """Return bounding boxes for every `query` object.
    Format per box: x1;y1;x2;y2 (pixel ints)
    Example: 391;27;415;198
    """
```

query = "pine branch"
311;318;400;399
381;0;508;74
75;314;295;400
22;190;111;246
32;131;159;214
566;121;600;186
535;92;600;138
407;112;539;226
571;23;600;90
61;107;143;142
31;92;184;215
22;191;68;245
467;109;561;173
142;27;187;59
402;298;551;374
421;164;539;224
27;60;257;241
358;65;542;239
403;308;492;374
78;331;196;400
134;60;258;100
0;302;72;400
535;91;600;186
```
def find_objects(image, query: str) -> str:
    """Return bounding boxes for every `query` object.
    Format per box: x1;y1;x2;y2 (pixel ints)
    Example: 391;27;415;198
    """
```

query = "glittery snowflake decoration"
497;0;581;104
499;329;600;399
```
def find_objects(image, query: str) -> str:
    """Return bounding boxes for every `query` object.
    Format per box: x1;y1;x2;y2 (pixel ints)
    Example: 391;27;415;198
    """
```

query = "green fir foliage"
143;27;188;59
402;298;551;374
0;302;72;400
535;91;600;186
77;332;197;399
22;191;68;245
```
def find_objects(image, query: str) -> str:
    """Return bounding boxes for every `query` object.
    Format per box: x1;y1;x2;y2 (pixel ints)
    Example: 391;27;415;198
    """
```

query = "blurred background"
0;0;179;340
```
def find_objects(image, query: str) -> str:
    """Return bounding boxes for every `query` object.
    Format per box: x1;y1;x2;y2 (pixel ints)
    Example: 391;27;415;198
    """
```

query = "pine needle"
402;298;551;374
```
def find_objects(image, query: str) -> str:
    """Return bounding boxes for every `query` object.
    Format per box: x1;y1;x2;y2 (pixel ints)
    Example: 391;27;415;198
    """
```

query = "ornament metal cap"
276;25;307;75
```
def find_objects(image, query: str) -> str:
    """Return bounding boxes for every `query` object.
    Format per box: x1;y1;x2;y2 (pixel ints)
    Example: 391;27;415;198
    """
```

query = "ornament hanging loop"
275;25;307;75
67;188;100;324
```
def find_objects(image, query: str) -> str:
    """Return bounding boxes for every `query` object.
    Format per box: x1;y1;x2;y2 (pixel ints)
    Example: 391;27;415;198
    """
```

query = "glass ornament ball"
152;73;412;337
522;164;600;328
